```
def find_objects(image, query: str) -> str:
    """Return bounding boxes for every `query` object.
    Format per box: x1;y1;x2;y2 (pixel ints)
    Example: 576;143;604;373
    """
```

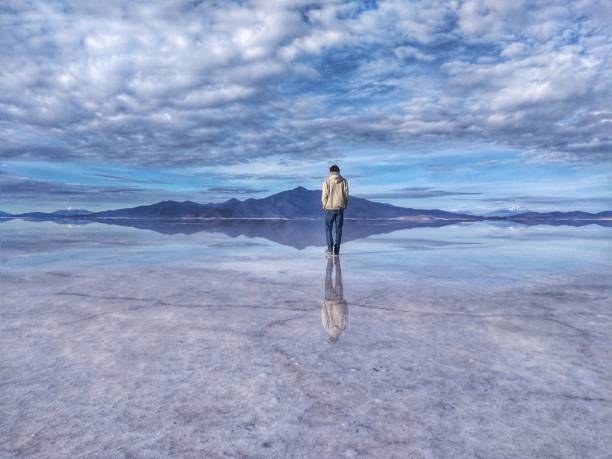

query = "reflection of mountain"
87;218;461;250
484;210;612;227
0;215;92;225
511;211;612;219
1;209;91;218
506;219;612;228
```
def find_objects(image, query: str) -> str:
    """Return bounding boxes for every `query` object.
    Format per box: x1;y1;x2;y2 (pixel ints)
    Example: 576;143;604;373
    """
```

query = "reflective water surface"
1;218;611;457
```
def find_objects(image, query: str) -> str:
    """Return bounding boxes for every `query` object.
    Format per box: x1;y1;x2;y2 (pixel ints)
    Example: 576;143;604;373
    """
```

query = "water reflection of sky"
2;218;611;458
2;220;610;283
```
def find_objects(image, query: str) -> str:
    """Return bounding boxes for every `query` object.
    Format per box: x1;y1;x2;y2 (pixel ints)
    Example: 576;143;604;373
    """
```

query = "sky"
1;0;611;214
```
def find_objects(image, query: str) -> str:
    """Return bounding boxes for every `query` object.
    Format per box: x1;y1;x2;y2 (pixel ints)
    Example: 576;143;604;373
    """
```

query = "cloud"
87;172;171;185
204;186;269;195
0;169;269;211
479;194;612;207
0;0;610;168
394;45;436;62
0;170;160;199
0;169;188;211
358;186;482;199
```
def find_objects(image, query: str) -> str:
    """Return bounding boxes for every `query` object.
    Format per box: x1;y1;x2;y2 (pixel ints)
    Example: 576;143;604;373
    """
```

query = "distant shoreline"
2;215;612;222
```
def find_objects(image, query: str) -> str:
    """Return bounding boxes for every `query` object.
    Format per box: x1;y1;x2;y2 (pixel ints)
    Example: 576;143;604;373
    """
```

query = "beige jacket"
322;172;349;210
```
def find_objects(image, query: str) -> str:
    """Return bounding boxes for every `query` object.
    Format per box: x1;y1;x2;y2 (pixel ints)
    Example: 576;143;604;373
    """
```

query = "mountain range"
484;207;531;217
1;186;611;222
1;186;478;221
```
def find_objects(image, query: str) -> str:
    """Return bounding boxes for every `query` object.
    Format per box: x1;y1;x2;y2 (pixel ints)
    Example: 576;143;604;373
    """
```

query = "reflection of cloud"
358;187;481;199
366;237;481;250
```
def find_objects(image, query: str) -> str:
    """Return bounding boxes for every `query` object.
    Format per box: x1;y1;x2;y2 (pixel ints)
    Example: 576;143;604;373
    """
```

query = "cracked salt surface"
1;219;611;458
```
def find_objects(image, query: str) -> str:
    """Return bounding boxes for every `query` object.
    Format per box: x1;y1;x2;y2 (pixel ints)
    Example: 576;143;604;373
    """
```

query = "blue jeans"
325;209;344;252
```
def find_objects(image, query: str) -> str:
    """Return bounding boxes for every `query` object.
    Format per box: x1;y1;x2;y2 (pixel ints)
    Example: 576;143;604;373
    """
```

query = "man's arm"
344;180;349;206
322;180;329;208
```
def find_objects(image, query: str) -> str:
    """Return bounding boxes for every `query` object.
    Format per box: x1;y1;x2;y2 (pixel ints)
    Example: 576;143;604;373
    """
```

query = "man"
322;164;349;257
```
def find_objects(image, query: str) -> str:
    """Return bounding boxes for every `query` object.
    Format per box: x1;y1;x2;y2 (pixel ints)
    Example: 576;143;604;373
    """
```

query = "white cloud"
0;0;610;167
394;45;436;62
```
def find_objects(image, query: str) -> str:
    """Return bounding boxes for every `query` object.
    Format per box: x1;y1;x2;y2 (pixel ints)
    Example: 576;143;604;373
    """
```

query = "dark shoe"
333;245;340;255
325;249;333;258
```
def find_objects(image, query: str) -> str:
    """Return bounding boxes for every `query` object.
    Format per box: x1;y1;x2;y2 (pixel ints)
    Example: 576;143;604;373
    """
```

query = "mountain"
86;186;479;220
12;212;55;218
0;211;13;217
51;208;93;216
90;200;229;218
5;187;611;222
485;206;531;217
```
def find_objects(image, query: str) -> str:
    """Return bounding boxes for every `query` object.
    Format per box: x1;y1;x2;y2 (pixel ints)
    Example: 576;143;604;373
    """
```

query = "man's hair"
329;164;340;173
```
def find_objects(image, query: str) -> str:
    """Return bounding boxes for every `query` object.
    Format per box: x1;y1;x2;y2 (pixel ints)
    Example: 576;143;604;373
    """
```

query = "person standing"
322;164;349;257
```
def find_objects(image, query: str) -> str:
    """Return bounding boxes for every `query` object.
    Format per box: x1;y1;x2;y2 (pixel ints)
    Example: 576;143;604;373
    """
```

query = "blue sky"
1;0;611;213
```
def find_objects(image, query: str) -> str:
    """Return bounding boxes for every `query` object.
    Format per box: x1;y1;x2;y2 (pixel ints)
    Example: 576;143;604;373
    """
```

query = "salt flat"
1;219;611;458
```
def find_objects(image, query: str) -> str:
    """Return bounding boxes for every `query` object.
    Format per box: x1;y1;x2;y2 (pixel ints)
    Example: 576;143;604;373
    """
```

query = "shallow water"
1;218;611;458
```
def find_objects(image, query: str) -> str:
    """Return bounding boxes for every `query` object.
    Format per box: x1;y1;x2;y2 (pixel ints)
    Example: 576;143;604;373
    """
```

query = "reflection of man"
322;256;348;343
